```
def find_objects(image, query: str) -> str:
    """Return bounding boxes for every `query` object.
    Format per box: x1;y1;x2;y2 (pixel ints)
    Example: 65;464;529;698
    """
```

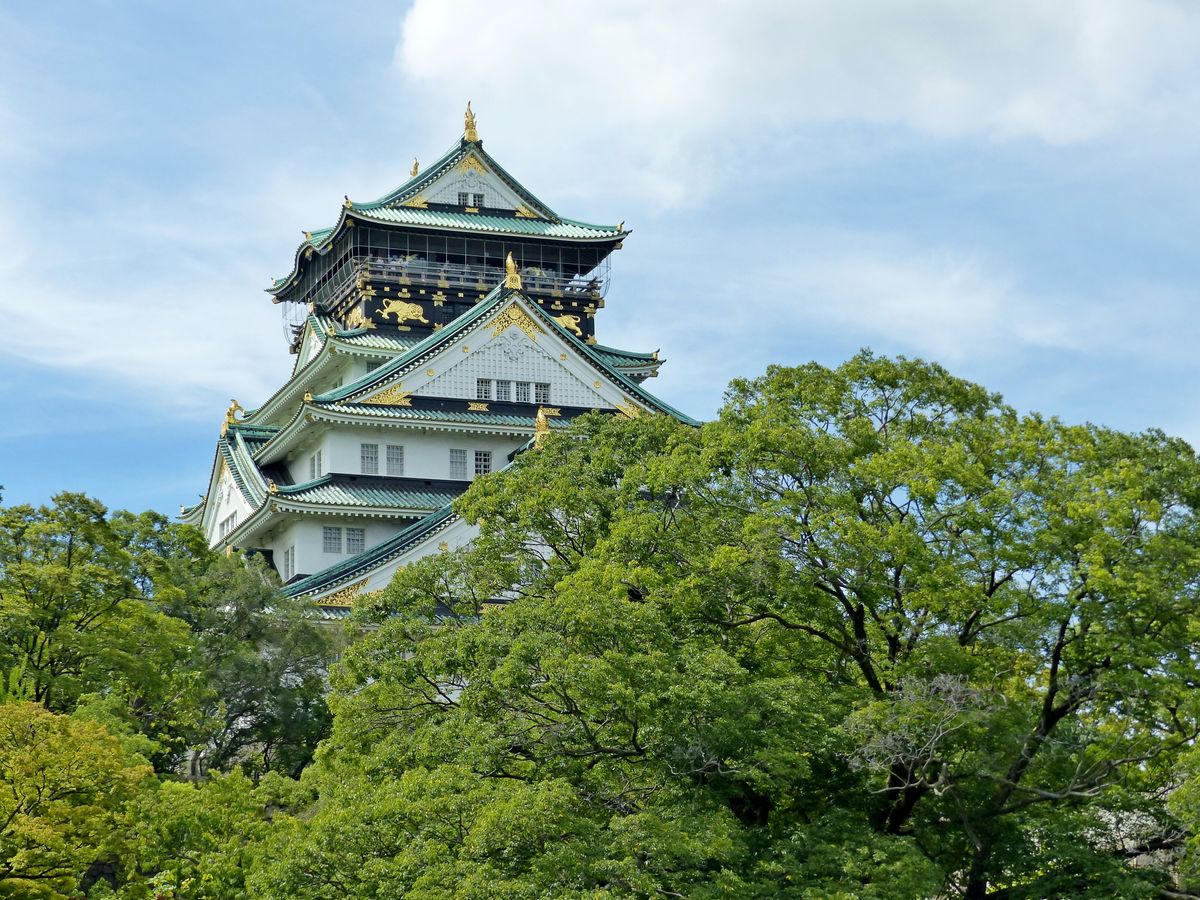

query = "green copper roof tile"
313;402;568;429
274;475;463;510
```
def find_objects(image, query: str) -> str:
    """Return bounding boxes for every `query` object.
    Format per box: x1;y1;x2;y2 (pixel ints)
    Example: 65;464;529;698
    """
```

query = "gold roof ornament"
464;101;478;142
411;157;419;177
534;406;551;447
506;252;525;290
504;251;522;289
343;194;353;209
267;479;279;494
222;399;246;435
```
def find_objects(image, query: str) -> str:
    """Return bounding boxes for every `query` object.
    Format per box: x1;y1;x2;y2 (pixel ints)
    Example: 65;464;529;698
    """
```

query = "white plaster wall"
286;426;523;484
204;468;253;547
265;515;418;580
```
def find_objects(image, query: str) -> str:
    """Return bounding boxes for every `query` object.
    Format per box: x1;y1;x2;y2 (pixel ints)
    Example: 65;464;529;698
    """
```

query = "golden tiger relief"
379;299;430;325
553;314;583;337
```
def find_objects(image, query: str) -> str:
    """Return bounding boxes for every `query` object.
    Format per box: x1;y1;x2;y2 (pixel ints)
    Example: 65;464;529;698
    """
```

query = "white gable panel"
417;159;527;212
299;327;322;367
415;327;609;407
204;467;253;546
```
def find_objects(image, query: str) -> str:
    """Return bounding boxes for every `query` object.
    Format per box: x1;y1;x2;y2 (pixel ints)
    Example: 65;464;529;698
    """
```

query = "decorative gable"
396;152;545;218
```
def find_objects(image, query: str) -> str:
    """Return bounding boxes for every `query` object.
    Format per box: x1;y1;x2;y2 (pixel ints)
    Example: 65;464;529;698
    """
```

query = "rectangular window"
309;449;323;480
322;526;342;554
386;444;405;476
472;192;485;207
449;448;468;480
515;381;531;403
361;443;379;475
346;527;365;555
219;512;238;540
476;378;492;400
474;450;492;477
534;383;551;404
282;546;295;580
457;191;469;206
494;380;511;402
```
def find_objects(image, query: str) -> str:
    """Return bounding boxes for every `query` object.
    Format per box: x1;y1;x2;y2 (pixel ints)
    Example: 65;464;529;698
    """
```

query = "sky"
2;0;1200;514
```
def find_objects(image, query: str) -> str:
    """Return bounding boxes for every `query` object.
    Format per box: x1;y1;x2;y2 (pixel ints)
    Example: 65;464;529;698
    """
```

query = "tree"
0;702;151;898
0;495;198;754
260;352;1200;896
185;555;336;778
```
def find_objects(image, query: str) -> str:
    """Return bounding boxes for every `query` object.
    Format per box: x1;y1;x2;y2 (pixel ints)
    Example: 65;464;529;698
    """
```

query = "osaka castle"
181;105;695;616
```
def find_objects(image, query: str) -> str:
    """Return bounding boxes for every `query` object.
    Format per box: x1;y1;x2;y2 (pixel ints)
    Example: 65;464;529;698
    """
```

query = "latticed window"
283;546;295;580
449;449;468;480
476;379;493;400
472;193;485;207
322;527;342;553
458;191;470;206
515;382;531;403
474;450;492;476
309;449;323;480
495;380;511;402
361;443;379;475
346;528;365;555
386;444;405;476
534;383;551;404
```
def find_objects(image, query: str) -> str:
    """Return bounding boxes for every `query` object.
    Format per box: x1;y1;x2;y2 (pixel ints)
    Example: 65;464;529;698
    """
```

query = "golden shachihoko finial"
504;251;522;289
411;158;419;177
464;101;478;142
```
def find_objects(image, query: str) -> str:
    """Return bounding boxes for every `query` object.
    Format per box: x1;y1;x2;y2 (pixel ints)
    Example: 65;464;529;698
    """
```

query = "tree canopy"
6;352;1200;897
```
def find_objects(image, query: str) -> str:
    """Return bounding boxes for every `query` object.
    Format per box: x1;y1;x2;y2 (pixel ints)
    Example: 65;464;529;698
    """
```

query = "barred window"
474;450;492;476
218;512;238;540
360;443;379;475
346;528;365;555
457;191;469;206
322;527;342;554
476;379;493;400
449;448;468;480
282;546;295;580
534;383;551;404
309;450;323;480
472;192;485;207
386;444;405;476
494;379;511;402
515;381;531;403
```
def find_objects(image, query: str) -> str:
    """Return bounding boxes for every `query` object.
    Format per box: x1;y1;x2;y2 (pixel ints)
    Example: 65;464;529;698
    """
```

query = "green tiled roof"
284;504;458;599
312;402;571;429
343;206;621;239
274;475;463;511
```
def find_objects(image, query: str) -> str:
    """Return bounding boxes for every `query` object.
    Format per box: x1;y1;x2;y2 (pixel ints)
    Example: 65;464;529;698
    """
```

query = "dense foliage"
6;352;1200;897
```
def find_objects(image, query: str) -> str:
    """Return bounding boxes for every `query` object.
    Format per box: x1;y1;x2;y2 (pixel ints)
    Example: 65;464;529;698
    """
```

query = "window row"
323;526;366;555
476;379;550;404
218;511;238;540
449;448;492;480
360;443;405;476
457;191;485;207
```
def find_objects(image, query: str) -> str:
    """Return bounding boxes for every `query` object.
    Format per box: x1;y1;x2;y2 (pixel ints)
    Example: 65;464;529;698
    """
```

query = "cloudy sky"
2;0;1200;512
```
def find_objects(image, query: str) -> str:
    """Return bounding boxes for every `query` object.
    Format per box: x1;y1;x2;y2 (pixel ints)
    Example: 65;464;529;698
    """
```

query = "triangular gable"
357;140;558;221
322;289;695;424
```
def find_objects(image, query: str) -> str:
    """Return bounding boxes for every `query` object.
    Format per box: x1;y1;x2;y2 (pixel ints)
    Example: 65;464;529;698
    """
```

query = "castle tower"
182;107;694;615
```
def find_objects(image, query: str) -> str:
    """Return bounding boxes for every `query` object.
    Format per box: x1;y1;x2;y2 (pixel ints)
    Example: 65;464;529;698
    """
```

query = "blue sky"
3;1;1200;514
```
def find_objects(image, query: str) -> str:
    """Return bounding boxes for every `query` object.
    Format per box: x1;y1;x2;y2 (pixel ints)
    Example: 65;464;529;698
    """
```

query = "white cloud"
396;0;1200;206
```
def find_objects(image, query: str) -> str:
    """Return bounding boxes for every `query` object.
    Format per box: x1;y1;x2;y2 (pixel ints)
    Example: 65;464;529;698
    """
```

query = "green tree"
0;702;151;898
259;353;1200;896
0;495;197;749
